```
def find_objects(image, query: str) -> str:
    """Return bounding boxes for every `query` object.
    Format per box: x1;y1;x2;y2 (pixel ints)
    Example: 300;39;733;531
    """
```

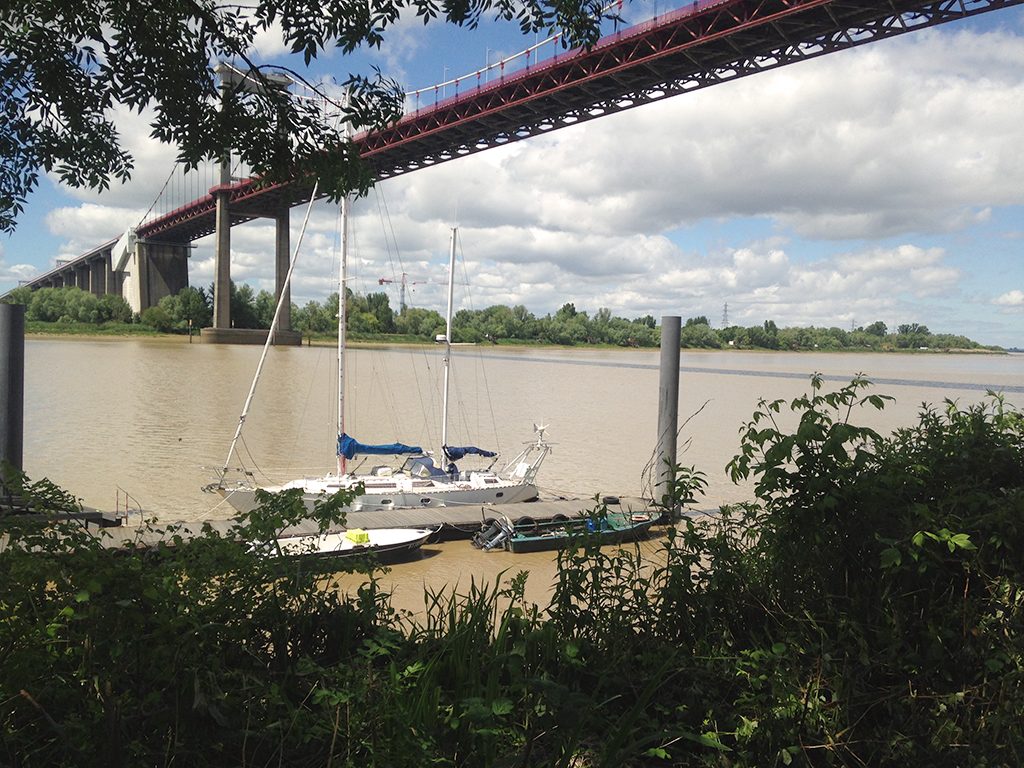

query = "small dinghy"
268;527;434;564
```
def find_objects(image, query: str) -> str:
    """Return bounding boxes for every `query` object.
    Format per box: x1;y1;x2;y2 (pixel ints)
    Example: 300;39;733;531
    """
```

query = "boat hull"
473;513;655;553
506;521;653;553
271;527;434;564
218;481;540;525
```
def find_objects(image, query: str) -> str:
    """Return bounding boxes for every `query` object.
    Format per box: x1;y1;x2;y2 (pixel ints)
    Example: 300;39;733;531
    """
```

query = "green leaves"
3;386;1023;766
1;0;615;232
911;528;977;554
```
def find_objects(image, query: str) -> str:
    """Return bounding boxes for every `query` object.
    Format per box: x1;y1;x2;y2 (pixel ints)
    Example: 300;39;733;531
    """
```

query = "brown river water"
23;337;1023;611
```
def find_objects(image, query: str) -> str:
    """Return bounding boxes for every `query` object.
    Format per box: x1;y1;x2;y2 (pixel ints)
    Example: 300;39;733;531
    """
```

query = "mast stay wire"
371;187;440;449
218;180;320;482
381;186;440;447
453;230;502;454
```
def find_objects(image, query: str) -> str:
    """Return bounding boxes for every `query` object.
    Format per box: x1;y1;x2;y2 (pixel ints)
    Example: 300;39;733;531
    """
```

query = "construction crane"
378;272;428;314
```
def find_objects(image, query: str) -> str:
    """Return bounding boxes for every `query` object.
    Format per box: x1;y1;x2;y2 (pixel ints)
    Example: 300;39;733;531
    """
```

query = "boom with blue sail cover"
443;445;497;461
338;434;422;460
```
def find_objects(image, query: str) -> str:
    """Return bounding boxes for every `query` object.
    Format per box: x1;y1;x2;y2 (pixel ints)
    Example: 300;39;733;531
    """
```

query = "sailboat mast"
337;196;348;475
440;227;456;461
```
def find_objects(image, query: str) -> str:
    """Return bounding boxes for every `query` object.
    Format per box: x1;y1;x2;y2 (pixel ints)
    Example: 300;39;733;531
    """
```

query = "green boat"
472;510;655;553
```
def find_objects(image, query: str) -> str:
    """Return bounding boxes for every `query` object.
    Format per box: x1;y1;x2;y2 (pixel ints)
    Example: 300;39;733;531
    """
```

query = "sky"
2;1;1023;347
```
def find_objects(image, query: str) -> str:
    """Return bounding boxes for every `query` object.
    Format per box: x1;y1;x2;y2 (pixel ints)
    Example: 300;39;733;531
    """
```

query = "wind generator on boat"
211;205;551;518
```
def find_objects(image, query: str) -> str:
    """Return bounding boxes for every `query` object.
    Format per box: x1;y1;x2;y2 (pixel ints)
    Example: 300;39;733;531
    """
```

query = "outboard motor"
472;518;512;550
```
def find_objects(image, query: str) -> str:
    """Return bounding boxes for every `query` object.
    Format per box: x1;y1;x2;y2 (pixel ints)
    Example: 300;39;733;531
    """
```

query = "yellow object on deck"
345;529;370;544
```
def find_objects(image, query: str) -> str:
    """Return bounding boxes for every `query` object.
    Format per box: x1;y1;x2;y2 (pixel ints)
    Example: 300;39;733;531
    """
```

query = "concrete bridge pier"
275;204;291;333
88;256;105;296
121;240;189;314
213;180;232;331
104;252;119;296
203;190;300;345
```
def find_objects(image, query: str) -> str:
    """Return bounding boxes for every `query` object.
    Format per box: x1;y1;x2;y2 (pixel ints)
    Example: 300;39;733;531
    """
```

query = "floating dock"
85;495;656;549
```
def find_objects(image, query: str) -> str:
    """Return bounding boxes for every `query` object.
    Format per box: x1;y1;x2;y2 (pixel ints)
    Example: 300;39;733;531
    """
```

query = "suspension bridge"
14;0;1023;343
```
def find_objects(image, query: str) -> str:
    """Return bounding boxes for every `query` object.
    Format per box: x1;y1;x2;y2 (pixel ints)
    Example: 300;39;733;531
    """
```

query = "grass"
26;320;167;337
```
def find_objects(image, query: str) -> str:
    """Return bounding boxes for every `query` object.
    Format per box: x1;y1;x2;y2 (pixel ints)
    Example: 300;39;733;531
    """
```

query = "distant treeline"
4;284;998;352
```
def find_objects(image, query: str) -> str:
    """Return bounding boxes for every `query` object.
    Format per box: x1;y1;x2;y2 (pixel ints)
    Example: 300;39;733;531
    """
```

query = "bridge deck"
18;0;1022;290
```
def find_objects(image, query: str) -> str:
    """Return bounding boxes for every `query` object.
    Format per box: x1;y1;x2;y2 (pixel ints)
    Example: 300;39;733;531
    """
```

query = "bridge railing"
399;0;727;115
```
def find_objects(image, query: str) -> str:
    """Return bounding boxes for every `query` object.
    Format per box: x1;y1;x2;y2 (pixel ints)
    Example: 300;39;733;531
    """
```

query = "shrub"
2;380;1021;766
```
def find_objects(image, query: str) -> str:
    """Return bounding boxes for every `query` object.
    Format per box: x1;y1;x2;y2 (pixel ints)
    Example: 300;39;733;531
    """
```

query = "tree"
864;320;888;337
294;299;333;335
175;286;212;329
680;321;721;349
230;283;260;329
364;291;395;333
251;290;274;329
96;293;133;323
1;0;608;233
510;304;535;339
554;302;579;321
685;315;709;327
140;305;175;332
2;286;32;306
26;287;67;322
634;315;656;329
395;306;443;338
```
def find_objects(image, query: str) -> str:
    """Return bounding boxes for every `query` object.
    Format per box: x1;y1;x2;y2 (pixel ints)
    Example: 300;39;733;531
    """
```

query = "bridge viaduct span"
17;0;1023;342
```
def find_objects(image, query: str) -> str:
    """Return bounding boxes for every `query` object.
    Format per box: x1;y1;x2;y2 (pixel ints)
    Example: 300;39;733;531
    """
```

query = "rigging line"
356;219;395;442
453;232;484;443
346;206;362;437
373;186;405;280
349;210;399;442
378;205;427;448
330;202;343;436
238;433;274;484
410;321;438;447
371;184;433;445
356;203;402;439
444;230;472;445
379;189;407;276
375;186;436;445
412;343;439;450
218;179;321;481
136;164;178;228
204;492;236;515
289;334;330;467
455;231;501;451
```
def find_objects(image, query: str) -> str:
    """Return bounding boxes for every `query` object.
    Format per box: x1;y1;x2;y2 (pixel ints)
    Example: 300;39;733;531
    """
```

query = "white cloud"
0;259;39;285
994;290;1024;309
52;105;182;209
14;12;1024;347
468;27;1024;241
44;203;149;260
837;244;942;273
250;23;292;59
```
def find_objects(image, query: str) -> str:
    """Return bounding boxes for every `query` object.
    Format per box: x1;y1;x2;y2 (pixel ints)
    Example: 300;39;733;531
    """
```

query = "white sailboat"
215;203;550;517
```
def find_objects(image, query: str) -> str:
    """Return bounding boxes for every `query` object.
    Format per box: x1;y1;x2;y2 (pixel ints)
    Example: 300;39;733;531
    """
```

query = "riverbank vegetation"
2;378;1021;766
6;285;999;352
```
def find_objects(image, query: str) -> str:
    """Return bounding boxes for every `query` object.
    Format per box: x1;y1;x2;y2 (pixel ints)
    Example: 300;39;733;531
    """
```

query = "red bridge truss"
138;0;1023;243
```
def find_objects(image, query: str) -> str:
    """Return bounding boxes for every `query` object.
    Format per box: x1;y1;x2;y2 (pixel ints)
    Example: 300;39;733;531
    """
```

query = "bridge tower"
200;63;301;345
